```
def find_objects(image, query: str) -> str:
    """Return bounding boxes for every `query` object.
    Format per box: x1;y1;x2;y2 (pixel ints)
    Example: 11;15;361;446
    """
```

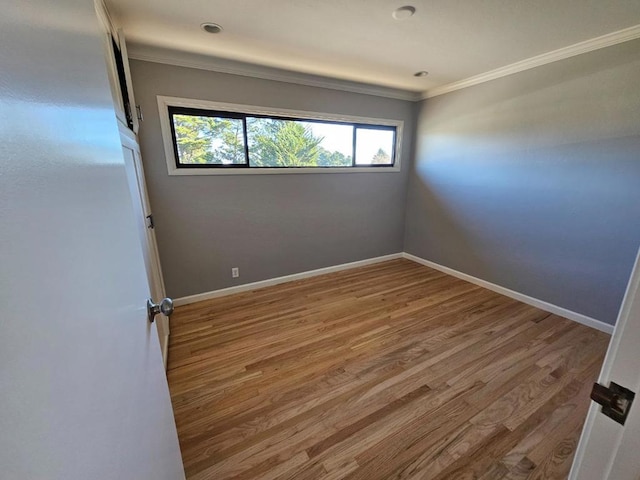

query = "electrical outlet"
231;267;239;278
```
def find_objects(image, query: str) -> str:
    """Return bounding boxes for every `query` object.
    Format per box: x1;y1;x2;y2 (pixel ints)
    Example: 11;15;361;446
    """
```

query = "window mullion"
352;126;357;167
242;116;250;167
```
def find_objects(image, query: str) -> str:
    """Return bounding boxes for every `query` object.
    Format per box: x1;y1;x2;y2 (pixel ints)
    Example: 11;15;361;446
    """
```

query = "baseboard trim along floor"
173;251;614;335
402;252;613;335
172;253;403;307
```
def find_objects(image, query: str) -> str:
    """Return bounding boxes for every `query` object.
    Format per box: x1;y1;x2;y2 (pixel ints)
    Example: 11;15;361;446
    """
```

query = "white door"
121;128;171;367
0;0;184;479
570;247;640;479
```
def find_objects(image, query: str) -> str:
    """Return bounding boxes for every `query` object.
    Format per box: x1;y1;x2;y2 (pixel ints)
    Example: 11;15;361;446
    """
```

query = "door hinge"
590;381;635;425
136;105;144;122
146;214;154;229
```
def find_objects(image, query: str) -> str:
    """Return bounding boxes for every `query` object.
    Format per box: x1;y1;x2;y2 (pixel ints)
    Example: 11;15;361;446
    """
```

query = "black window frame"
167;106;398;170
168;106;250;169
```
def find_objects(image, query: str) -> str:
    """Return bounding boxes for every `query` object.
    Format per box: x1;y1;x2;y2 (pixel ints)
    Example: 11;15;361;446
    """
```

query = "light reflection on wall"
405;46;640;324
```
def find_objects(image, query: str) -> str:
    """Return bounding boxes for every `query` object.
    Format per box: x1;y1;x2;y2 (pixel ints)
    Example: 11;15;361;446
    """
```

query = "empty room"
2;1;640;479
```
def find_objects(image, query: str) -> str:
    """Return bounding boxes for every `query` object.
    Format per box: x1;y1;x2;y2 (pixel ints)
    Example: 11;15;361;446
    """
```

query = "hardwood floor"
167;259;609;480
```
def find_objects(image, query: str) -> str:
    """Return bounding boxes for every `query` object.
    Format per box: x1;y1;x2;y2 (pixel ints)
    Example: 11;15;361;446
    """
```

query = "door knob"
147;297;174;323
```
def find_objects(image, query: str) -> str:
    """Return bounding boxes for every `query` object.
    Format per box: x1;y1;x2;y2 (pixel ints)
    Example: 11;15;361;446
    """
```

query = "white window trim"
157;95;403;175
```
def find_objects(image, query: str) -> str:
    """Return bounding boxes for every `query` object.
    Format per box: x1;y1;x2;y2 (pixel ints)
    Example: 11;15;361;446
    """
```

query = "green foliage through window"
248;118;324;167
169;107;395;168
173;114;245;165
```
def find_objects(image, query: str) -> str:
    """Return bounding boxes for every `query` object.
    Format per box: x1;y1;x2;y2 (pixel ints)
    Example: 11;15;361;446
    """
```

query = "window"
170;110;247;166
159;97;402;175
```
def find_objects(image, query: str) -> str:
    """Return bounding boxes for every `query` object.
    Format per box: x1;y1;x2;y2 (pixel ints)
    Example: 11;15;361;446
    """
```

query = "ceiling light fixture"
414;71;429;77
201;22;223;34
392;6;416;20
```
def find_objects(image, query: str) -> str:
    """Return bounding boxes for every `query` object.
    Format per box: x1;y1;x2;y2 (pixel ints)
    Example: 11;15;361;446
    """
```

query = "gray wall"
405;39;640;325
130;60;415;299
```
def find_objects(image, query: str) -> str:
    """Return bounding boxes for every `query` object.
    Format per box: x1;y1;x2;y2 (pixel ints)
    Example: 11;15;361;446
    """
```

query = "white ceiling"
106;0;640;95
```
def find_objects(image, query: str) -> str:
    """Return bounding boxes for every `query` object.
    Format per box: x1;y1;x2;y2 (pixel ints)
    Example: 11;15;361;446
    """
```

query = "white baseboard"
402;252;614;335
172;251;613;335
173;253;403;307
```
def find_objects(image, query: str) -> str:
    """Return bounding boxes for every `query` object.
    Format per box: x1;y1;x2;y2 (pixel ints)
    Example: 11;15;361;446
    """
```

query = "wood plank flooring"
167;259;609;480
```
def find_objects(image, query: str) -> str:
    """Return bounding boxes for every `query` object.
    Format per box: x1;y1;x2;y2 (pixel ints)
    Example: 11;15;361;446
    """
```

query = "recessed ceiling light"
392;6;416;20
414;71;429;77
201;22;223;34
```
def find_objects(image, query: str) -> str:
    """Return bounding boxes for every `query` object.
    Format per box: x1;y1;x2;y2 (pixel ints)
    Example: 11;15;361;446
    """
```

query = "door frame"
120;125;170;367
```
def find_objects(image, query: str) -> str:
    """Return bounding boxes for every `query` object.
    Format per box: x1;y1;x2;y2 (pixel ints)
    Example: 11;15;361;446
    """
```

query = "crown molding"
94;0;117;37
127;44;423;102
423;24;640;99
126;23;640;103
